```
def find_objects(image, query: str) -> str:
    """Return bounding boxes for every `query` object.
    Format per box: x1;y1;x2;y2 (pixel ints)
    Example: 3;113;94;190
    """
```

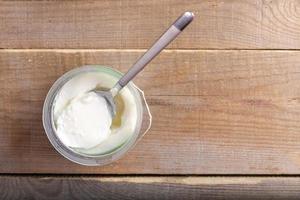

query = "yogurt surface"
56;92;112;149
53;70;138;155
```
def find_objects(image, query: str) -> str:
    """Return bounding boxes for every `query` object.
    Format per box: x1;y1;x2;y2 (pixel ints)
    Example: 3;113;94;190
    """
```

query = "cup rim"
42;65;147;166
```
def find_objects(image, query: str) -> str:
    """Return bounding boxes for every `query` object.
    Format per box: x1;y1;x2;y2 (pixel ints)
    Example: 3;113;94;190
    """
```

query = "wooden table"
1;0;300;199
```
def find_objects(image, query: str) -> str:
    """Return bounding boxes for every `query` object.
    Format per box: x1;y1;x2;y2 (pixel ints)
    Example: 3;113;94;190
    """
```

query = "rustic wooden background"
1;0;300;199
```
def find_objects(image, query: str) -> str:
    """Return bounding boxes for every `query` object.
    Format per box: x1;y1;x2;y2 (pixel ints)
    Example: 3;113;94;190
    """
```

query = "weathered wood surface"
2;0;300;49
2;0;300;198
1;50;300;174
1;176;300;200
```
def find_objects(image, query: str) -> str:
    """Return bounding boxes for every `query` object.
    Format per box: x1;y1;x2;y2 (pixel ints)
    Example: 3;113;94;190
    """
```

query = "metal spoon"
94;11;194;117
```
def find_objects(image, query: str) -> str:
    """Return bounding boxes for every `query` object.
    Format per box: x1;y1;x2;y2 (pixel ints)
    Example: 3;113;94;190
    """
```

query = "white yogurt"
56;92;112;149
53;71;138;155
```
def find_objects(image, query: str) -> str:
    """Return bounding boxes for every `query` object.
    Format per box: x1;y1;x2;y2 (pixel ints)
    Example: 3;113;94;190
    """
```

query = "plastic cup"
42;65;152;166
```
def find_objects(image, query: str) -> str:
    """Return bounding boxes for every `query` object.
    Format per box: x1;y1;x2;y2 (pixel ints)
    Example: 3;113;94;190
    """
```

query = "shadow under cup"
43;65;152;166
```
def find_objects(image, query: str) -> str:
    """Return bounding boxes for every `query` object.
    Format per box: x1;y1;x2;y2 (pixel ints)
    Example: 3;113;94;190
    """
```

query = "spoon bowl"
93;90;116;117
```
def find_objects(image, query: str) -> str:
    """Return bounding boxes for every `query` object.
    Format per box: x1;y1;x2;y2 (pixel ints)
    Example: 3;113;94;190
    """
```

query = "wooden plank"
2;50;300;174
2;49;300;97
1;0;300;49
1;176;300;199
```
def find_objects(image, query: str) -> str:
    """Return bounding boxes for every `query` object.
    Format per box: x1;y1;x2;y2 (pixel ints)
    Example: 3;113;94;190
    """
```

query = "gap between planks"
1;175;300;185
2;49;300;52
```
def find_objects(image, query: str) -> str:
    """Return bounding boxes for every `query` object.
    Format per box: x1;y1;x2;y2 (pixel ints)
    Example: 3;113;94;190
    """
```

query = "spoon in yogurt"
94;11;194;116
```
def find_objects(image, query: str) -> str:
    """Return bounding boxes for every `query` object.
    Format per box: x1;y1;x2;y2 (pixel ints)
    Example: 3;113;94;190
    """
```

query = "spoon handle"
111;11;194;96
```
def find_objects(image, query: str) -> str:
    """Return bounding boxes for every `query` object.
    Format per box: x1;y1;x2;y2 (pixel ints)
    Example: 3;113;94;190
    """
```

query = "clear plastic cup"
42;65;152;166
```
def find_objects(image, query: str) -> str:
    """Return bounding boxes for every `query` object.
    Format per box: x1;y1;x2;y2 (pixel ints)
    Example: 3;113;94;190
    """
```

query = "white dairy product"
53;71;138;154
56;92;112;149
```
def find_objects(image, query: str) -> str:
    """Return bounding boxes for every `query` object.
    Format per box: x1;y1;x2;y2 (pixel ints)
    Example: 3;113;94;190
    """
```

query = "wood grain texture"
1;176;300;200
2;0;300;49
1;50;300;174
